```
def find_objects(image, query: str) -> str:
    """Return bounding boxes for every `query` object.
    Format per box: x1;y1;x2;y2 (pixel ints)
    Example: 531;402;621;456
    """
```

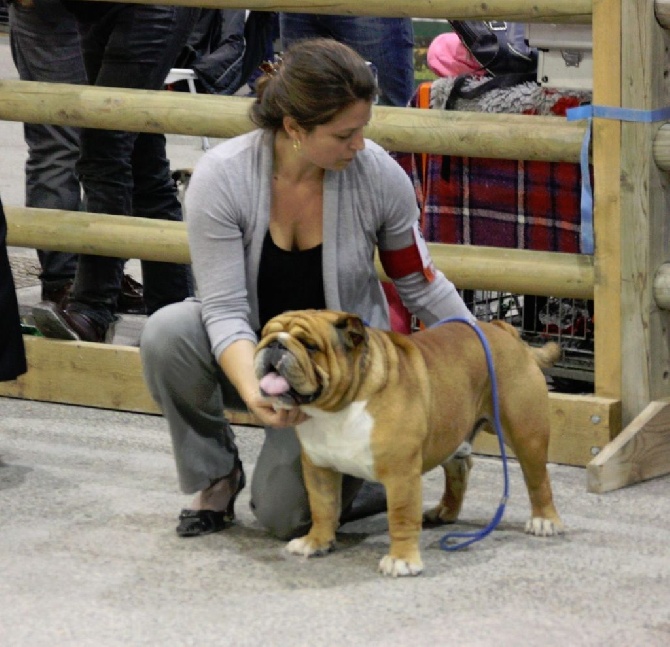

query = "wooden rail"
0;81;585;163
6;79;670;169
4;206;594;299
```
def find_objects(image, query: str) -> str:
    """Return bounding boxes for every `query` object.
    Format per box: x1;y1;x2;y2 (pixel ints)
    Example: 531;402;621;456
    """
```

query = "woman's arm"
374;149;474;324
186;148;258;357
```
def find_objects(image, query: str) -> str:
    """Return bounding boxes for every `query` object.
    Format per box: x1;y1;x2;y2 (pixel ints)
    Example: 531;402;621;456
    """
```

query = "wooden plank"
0;337;160;414
0;337;619;467
587;398;670;492
591;0;622;403
0;337;256;424
474;392;620;467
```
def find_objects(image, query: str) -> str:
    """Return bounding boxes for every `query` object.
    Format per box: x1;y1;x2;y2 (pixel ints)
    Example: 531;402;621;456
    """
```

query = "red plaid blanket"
394;81;590;254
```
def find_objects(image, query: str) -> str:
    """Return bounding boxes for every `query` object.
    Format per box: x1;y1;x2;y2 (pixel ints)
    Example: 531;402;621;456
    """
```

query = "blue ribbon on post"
566;104;670;256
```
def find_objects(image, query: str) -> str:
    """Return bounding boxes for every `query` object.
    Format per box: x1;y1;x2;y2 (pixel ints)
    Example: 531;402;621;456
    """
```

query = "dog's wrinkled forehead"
261;310;343;341
261;318;316;345
259;309;368;353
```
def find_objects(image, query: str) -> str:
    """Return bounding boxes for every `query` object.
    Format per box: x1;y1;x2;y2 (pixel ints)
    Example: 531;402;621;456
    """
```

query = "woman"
140;38;474;540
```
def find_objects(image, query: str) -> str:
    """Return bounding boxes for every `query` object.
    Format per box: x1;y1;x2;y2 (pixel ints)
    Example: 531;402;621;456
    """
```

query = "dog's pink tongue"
259;372;290;396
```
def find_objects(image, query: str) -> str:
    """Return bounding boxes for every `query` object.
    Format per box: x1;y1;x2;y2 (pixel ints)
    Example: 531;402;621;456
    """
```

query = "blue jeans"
69;5;199;327
279;14;415;108
9;3;85;291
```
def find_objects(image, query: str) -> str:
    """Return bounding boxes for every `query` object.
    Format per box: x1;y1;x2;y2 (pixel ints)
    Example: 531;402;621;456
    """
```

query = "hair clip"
259;56;283;77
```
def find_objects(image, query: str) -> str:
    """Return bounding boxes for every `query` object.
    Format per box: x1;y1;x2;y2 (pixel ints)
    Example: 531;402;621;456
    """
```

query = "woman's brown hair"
250;38;377;132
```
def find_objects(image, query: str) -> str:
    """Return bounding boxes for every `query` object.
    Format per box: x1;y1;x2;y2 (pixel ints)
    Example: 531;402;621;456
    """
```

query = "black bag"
449;20;537;76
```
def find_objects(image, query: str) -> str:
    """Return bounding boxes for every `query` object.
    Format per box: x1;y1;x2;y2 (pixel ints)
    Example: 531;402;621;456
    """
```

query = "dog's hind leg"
423;452;473;525
504;414;564;537
517;453;564;536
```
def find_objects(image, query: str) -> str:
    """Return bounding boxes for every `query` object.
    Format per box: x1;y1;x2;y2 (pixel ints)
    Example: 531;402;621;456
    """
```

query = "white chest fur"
297;401;376;480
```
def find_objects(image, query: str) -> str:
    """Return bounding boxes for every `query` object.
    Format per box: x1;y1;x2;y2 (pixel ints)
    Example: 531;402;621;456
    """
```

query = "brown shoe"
41;280;73;309
118;274;145;315
32;301;113;343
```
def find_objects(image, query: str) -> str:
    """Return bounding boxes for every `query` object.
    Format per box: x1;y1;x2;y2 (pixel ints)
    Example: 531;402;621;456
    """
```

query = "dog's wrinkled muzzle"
257;340;322;405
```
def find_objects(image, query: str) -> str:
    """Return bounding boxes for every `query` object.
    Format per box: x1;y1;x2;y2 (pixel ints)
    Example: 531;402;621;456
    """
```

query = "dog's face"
254;309;368;410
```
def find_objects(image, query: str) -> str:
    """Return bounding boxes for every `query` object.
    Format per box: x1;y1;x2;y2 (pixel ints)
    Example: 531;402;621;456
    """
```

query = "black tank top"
257;230;326;330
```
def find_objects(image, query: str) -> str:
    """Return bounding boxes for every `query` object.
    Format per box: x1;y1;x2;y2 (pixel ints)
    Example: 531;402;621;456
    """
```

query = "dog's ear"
334;314;368;349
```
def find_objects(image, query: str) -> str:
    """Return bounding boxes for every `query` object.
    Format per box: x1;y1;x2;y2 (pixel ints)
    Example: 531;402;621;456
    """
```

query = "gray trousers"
140;300;363;539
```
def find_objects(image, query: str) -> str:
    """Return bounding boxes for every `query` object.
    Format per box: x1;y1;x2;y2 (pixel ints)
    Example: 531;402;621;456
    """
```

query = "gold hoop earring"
292;138;301;153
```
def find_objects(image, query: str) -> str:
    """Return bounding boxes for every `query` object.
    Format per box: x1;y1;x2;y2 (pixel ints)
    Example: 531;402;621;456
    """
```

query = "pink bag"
427;32;486;78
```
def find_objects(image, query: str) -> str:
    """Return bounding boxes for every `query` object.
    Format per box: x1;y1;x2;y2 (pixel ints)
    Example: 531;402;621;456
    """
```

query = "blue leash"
428;317;510;551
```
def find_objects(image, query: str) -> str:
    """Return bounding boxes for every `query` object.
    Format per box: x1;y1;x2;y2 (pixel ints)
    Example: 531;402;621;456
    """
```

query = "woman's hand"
246;391;309;428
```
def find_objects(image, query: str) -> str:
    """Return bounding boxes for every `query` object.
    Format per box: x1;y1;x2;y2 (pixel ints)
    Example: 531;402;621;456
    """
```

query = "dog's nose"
264;340;287;367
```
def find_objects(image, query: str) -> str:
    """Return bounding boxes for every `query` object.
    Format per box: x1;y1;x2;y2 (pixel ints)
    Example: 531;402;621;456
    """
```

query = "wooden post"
618;0;670;423
591;0;622;402
587;0;670;492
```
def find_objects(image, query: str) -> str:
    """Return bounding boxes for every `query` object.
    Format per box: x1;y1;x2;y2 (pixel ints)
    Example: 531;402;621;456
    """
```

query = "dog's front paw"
286;535;335;558
378;555;423;577
525;517;565;537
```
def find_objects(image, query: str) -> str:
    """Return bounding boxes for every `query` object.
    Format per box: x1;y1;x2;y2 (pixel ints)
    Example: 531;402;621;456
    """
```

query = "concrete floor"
2;396;670;647
2;31;670;647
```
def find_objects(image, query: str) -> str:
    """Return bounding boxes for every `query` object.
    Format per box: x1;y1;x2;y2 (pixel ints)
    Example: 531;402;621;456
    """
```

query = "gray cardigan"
185;128;472;361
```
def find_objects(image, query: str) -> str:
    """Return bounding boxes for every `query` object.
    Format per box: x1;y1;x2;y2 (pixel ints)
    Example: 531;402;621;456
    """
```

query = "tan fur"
255;309;564;577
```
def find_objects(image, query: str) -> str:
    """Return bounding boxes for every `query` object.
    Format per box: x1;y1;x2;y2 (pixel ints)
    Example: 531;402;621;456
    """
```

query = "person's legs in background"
279;14;415;107
10;2;148;314
131;131;193;315
8;3;84;305
32;4;199;341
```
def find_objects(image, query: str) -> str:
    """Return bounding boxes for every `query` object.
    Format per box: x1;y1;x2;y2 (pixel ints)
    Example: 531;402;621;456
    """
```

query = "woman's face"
299;100;372;171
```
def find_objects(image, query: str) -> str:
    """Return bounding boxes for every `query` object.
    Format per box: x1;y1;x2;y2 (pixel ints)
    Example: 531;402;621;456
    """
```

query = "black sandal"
176;460;246;537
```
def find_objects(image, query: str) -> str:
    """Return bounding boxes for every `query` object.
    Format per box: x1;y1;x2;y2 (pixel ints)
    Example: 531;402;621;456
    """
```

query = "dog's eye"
303;341;319;352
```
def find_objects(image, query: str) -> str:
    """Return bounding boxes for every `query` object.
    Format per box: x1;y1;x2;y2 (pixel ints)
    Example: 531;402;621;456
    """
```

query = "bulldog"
254;309;564;577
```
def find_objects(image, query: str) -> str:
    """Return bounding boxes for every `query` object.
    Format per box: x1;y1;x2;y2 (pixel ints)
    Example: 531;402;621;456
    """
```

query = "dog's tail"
490;320;561;369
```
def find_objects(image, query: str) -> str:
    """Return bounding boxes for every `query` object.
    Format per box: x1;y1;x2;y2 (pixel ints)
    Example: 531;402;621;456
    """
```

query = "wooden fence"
2;0;670;493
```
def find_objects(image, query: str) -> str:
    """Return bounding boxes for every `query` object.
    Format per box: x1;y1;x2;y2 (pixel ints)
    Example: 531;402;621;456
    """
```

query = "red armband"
379;223;436;282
